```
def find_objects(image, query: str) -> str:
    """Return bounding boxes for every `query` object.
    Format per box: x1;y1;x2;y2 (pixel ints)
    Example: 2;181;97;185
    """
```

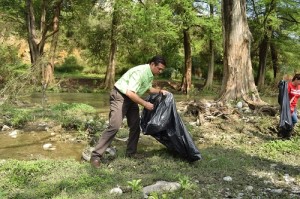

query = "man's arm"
149;87;169;95
126;90;154;110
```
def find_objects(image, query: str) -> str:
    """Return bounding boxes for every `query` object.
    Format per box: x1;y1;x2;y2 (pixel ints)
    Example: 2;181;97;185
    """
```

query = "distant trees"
0;0;299;102
247;0;300;90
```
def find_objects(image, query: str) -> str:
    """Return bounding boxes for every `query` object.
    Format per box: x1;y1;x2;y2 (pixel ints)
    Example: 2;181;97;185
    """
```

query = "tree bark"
219;0;263;104
203;4;215;89
104;3;118;90
270;40;278;79
256;35;269;90
43;0;62;89
180;29;192;94
26;0;40;64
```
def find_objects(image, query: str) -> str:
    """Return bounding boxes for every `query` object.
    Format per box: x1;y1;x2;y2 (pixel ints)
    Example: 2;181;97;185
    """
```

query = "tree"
181;28;193;93
219;0;263;104
203;2;218;89
0;0;64;90
247;0;300;87
42;0;63;90
166;0;202;94
104;0;118;89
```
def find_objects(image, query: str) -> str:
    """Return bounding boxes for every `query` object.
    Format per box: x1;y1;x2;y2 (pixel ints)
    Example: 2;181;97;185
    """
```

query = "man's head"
292;74;300;85
149;55;166;75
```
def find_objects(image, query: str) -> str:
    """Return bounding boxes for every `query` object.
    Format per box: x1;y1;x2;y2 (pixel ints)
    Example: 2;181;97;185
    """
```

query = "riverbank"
0;88;300;198
0;111;300;198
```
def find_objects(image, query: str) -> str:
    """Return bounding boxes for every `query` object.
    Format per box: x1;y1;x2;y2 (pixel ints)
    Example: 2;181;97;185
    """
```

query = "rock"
9;130;20;138
245;185;253;192
283;174;295;184
105;147;116;156
223;176;232;182
42;143;56;150
2;125;10;131
236;101;243;109
270;189;283;194
81;146;116;162
81;147;94;161
109;187;123;195
142;181;180;197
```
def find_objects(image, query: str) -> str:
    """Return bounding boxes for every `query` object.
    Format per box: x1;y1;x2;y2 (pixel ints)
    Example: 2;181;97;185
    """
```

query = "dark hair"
292;74;300;81
148;55;166;66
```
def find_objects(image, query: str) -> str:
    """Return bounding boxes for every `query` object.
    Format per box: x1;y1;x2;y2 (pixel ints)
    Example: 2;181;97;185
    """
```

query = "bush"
0;105;33;127
160;67;174;79
50;103;97;130
0;45;25;84
56;56;84;73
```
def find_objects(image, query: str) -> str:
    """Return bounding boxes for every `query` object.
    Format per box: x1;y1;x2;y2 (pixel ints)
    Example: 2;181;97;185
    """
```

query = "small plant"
127;179;142;192
148;192;169;199
178;176;193;191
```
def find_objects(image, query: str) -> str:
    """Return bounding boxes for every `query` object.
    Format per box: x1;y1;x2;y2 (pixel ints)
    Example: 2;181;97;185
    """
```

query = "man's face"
151;63;165;75
295;79;300;86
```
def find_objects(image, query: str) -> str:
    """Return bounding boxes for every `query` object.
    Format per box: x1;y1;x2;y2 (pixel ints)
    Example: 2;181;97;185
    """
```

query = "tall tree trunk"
104;4;118;90
204;39;215;89
180;29;192;94
26;0;61;89
219;0;263;104
46;0;62;88
256;35;269;90
204;4;215;89
26;0;40;64
270;40;278;79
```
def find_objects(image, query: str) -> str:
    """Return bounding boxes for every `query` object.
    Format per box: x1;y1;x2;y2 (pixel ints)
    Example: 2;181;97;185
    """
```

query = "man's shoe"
90;156;101;168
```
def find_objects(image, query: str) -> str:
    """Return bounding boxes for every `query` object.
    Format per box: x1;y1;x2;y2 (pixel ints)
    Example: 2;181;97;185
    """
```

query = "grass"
0;101;300;198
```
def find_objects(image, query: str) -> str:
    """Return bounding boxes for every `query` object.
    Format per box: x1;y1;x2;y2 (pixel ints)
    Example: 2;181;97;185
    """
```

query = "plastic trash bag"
278;80;293;137
140;93;202;162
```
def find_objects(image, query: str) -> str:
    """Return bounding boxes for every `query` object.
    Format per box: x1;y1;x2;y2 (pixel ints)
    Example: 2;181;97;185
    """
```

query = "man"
90;55;169;168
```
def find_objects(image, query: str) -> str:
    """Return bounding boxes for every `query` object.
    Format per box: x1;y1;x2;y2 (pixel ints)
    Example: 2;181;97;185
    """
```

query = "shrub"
56;56;84;73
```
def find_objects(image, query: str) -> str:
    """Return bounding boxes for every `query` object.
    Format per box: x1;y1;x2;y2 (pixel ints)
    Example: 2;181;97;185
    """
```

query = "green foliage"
261;138;300;157
50;103;96;130
127;179;142;192
148;192;169;199
0;44;27;86
248;0;300;78
0;105;33;127
56;56;84;73
0;102;98;130
160;67;175;79
50;103;95;113
0;116;300;198
178;176;194;191
171;69;183;80
265;70;274;84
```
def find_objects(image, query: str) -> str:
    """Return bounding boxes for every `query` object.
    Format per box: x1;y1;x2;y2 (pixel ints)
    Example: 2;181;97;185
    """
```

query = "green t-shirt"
114;64;153;96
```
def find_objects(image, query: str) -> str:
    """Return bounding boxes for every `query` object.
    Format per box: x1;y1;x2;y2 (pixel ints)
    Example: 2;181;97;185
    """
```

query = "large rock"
142;181;180;198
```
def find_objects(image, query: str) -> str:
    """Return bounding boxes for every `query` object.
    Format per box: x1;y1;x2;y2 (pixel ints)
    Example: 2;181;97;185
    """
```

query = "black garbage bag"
278;80;293;138
140;93;202;162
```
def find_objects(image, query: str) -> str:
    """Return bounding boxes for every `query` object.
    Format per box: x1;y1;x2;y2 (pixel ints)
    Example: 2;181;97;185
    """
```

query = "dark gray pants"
92;87;140;158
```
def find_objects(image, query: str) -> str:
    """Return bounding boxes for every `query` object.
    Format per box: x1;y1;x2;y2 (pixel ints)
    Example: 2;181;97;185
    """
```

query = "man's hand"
144;101;154;111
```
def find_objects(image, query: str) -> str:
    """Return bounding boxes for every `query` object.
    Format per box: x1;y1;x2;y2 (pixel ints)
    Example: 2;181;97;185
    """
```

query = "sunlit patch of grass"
0;105;34;127
1;99;300;198
259;138;300;158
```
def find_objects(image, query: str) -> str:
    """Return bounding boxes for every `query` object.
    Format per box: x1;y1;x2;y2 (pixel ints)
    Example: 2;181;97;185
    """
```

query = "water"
0;131;87;161
28;92;111;113
26;92;278;111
